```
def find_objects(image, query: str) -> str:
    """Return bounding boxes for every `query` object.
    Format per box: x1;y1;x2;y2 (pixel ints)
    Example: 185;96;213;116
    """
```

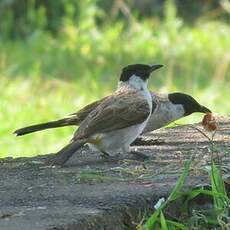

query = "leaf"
210;161;229;210
160;211;168;230
143;208;161;230
143;156;193;230
185;188;230;203
202;113;218;132
168;155;193;202
166;220;189;230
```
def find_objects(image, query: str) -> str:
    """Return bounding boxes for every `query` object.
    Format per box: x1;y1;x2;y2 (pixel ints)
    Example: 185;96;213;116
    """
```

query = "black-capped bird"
15;64;163;165
15;92;211;137
142;92;211;133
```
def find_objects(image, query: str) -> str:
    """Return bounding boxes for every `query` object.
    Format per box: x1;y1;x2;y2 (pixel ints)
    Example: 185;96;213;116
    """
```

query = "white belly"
88;80;152;154
88;119;149;154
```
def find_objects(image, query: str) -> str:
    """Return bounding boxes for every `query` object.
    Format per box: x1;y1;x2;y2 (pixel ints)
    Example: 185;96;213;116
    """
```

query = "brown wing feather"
70;97;108;122
74;90;150;139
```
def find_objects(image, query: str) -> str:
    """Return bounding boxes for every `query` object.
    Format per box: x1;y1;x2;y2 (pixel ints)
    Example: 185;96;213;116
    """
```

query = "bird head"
120;64;163;82
168;92;211;116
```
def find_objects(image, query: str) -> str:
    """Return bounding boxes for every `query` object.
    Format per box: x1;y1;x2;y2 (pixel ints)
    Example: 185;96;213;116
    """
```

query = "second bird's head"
168;92;211;116
120;64;163;85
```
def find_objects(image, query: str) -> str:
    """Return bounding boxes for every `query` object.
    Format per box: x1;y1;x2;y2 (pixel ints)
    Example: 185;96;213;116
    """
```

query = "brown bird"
15;64;163;165
14;92;211;137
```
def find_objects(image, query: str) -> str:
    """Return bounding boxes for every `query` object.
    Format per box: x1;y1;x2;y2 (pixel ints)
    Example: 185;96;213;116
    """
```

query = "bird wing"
69;97;108;122
74;90;150;139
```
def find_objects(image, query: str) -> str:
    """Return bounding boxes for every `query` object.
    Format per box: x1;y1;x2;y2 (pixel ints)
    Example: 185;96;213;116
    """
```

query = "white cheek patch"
156;102;184;122
128;75;147;91
169;104;185;120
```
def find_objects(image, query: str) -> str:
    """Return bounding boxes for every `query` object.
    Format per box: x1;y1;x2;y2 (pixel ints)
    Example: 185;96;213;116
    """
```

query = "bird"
142;92;211;133
14;92;211;137
15;64;163;165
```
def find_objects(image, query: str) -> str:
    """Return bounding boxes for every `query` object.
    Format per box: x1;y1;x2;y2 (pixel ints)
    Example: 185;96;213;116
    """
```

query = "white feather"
88;74;152;154
143;94;185;133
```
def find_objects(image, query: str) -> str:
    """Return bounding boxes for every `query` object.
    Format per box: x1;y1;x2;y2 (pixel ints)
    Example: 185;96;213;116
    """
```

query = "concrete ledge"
0;117;229;230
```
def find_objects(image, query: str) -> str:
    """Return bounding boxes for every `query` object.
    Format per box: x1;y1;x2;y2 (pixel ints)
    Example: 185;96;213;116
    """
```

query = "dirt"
0;117;229;230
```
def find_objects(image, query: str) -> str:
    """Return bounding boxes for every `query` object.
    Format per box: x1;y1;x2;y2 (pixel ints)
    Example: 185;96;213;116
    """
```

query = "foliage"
1;0;229;38
0;0;229;158
0;2;229;229
139;156;193;230
138;158;230;230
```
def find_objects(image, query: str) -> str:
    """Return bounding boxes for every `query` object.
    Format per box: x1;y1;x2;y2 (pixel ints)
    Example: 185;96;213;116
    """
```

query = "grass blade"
210;161;228;210
160;211;168;230
142;207;161;230
185;188;230;203
166;220;189;230
143;156;193;229
168;156;193;202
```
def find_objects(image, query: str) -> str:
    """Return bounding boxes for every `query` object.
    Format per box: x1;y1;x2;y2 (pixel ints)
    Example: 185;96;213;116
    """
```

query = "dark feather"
74;90;150;140
14;117;78;136
50;139;87;166
14;98;106;136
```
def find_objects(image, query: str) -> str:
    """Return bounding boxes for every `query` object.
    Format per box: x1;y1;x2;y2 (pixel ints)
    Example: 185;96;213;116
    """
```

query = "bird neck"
117;75;152;114
118;75;148;92
160;101;185;122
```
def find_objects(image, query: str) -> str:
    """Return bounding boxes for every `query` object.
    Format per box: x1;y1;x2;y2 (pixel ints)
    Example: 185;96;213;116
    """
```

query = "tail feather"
50;139;87;166
14;98;104;136
14;117;79;136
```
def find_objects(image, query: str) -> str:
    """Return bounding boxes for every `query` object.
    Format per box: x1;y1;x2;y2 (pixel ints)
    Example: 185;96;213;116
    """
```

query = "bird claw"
129;151;149;160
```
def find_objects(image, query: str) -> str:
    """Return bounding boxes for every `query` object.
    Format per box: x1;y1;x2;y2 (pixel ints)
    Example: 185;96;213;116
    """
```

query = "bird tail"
14;98;104;136
14;116;79;136
50;139;87;166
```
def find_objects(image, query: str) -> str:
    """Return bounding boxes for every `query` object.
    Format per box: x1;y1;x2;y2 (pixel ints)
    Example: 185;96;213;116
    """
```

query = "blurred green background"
0;0;229;158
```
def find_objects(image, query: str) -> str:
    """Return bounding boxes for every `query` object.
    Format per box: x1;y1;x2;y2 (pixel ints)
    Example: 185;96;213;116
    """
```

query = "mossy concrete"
0;117;229;230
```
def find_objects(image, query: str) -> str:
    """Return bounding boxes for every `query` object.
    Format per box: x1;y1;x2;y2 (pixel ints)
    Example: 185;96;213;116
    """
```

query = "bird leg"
99;150;111;158
129;151;149;160
121;145;148;160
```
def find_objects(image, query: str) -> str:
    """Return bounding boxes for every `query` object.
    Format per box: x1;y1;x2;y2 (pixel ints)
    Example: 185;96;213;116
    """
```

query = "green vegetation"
0;1;229;229
1;0;229;158
138;158;230;230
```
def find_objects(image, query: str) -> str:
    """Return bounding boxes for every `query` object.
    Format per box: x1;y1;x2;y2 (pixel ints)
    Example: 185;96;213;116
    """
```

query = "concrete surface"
0;117;229;230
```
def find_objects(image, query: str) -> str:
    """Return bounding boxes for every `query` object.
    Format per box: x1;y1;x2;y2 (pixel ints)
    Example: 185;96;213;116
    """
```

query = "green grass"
0;2;229;229
0;76;109;158
140;156;193;230
1;73;229;158
138;157;230;230
137;126;230;229
0;1;230;158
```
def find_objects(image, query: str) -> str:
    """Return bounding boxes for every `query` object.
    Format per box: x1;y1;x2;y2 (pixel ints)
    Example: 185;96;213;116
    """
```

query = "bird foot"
129;151;149;160
99;151;111;158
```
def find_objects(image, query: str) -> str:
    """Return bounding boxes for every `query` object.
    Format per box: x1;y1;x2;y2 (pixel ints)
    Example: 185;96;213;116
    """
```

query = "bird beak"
199;105;212;113
150;64;163;73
